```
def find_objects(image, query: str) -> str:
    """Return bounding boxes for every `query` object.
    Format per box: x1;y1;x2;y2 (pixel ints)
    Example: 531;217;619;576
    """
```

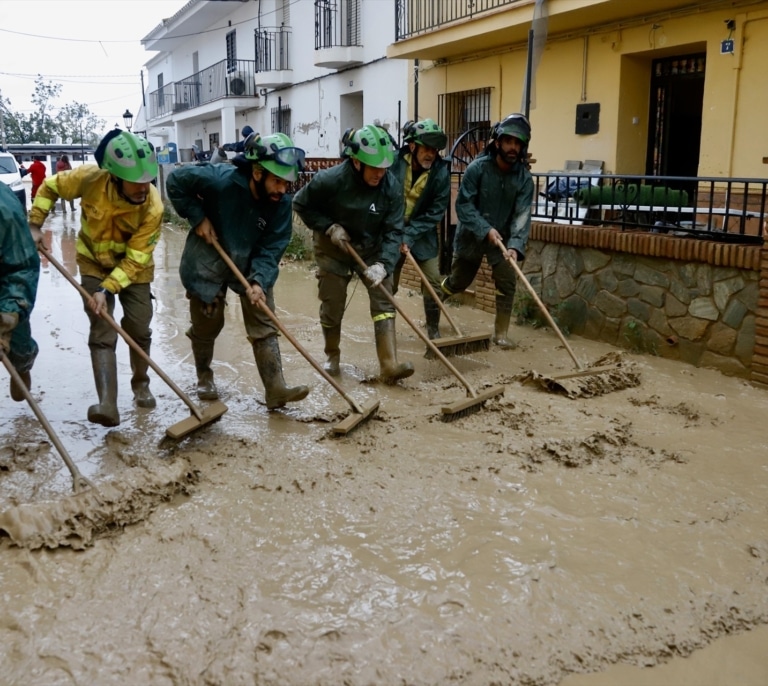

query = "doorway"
646;53;706;195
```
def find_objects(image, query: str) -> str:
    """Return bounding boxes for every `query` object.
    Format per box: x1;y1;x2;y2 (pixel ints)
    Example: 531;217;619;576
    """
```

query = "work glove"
363;262;387;288
0;312;19;353
326;223;350;249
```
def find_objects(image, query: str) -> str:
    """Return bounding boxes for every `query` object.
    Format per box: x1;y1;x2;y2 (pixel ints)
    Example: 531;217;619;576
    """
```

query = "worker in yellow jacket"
28;129;163;427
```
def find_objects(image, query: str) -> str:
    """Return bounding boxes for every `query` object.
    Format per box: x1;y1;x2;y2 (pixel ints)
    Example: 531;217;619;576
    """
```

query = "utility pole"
0;87;7;149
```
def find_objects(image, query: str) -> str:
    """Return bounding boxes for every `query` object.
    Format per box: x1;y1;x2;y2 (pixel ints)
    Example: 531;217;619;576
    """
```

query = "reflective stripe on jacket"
29;165;163;292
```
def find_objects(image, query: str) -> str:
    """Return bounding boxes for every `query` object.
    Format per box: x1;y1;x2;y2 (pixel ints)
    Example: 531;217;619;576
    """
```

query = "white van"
0;150;26;207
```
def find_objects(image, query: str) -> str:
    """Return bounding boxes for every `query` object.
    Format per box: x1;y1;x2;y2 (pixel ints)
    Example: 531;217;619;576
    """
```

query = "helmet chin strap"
113;177;145;205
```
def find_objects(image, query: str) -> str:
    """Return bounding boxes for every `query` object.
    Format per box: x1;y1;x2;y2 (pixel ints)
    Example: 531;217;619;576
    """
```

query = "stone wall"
401;223;766;382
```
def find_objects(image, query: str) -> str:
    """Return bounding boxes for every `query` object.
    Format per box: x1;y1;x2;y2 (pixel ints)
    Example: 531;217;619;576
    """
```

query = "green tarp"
575;184;689;208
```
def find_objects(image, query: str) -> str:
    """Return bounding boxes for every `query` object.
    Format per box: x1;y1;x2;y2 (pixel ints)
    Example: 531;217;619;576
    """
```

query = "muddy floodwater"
2;212;768;685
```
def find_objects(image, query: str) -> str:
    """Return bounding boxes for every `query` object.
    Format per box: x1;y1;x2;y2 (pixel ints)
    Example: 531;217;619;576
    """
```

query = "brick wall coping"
530;222;762;271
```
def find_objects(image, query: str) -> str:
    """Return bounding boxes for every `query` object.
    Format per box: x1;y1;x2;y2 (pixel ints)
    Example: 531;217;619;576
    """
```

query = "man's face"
410;142;438;171
495;134;524;166
120;179;151;205
252;168;290;202
353;159;388;187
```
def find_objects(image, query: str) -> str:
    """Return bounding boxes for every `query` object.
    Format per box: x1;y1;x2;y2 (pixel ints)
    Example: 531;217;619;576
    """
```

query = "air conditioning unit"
228;71;248;96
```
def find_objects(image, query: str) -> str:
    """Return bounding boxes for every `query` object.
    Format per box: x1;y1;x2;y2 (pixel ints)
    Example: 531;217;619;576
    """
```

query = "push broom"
1;350;96;494
403;246;492;358
39;246;228;439
344;243;504;420
491;237;639;397
210;237;379;435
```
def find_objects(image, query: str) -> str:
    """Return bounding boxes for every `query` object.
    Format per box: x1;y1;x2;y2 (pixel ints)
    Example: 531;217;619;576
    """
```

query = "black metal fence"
292;163;766;277
531;172;767;245
395;0;523;40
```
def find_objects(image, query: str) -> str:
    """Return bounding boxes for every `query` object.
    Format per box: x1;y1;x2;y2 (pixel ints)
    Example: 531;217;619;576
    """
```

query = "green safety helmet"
95;129;158;183
341;125;395;169
492;113;532;145
403;118;447;150
244;131;305;182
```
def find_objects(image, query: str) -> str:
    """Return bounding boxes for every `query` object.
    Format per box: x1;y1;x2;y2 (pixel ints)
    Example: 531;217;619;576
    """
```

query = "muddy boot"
253;336;309;409
87;348;120;427
10;370;31;402
191;339;218;400
130;348;156;409
492;296;517;350
374;318;414;383
424;298;441;340
322;325;342;376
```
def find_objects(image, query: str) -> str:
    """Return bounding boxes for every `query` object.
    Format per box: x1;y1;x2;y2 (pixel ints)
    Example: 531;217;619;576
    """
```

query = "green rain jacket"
0;181;39;322
454;152;534;264
389;146;450;262
166;162;292;303
292;159;404;274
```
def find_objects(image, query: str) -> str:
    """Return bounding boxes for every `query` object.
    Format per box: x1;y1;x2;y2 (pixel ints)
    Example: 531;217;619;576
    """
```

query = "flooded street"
2;211;768;685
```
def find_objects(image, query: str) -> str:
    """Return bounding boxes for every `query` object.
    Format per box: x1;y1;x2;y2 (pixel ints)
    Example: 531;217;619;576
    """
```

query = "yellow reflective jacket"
29;165;163;293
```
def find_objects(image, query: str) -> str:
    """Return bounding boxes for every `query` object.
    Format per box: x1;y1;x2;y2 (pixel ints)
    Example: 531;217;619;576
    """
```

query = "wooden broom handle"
492;237;584;370
39;245;204;420
343;242;479;398
402;247;464;336
209;237;365;414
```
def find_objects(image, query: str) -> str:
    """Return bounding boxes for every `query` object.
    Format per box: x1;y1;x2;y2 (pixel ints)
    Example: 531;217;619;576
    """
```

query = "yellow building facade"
389;0;768;179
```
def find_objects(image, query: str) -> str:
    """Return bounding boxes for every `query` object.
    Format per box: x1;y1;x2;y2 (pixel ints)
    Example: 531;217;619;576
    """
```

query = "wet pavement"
2;209;768;685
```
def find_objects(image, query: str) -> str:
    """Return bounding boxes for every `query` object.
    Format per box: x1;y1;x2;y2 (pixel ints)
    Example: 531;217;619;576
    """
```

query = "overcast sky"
0;0;186;135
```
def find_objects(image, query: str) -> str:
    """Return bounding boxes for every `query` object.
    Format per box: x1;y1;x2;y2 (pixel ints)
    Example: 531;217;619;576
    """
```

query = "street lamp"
122;109;134;132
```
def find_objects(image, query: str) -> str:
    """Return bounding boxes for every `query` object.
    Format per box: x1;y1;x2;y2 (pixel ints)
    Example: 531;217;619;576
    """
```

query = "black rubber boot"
424;298;442;340
87;348;120;427
191;339;218;400
130;348;156;408
374;318;414;383
253;336;309;409
492;296;517;350
10;370;31;402
322;325;342;376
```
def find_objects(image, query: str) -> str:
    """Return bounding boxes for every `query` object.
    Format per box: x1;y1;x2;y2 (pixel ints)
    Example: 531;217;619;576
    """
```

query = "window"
271;105;291;135
226;31;237;73
438;87;492;157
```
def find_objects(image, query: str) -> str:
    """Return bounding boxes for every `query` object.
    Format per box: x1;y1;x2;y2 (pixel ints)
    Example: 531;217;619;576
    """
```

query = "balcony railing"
395;0;524;41
315;0;361;49
148;59;258;121
256;27;291;72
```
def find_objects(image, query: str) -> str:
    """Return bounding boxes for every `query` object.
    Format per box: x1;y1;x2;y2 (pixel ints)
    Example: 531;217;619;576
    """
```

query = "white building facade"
139;0;410;160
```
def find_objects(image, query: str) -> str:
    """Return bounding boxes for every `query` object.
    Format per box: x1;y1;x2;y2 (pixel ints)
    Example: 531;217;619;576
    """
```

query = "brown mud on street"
2;216;768;685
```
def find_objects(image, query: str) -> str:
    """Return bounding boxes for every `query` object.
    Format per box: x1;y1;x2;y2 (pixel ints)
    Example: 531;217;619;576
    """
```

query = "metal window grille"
438;87;492;160
226;31;237;73
271;106;292;135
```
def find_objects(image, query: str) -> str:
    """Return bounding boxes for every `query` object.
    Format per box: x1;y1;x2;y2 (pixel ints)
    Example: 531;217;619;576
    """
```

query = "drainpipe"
413;59;419;121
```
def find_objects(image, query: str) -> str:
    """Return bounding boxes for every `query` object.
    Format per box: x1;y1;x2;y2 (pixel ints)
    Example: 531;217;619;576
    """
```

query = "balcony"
148;59;259;122
314;0;364;69
390;0;708;61
255;27;293;89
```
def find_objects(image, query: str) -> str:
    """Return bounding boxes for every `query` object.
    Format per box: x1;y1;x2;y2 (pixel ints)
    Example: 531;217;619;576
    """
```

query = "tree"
58;103;103;147
1;76;105;145
28;76;62;143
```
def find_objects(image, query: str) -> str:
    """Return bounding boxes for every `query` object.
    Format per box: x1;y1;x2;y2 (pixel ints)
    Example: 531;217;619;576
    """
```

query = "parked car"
0;150;27;207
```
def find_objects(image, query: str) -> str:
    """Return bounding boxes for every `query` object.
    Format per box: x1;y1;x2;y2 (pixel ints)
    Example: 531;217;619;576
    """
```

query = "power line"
0;71;139;80
0;0;305;46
